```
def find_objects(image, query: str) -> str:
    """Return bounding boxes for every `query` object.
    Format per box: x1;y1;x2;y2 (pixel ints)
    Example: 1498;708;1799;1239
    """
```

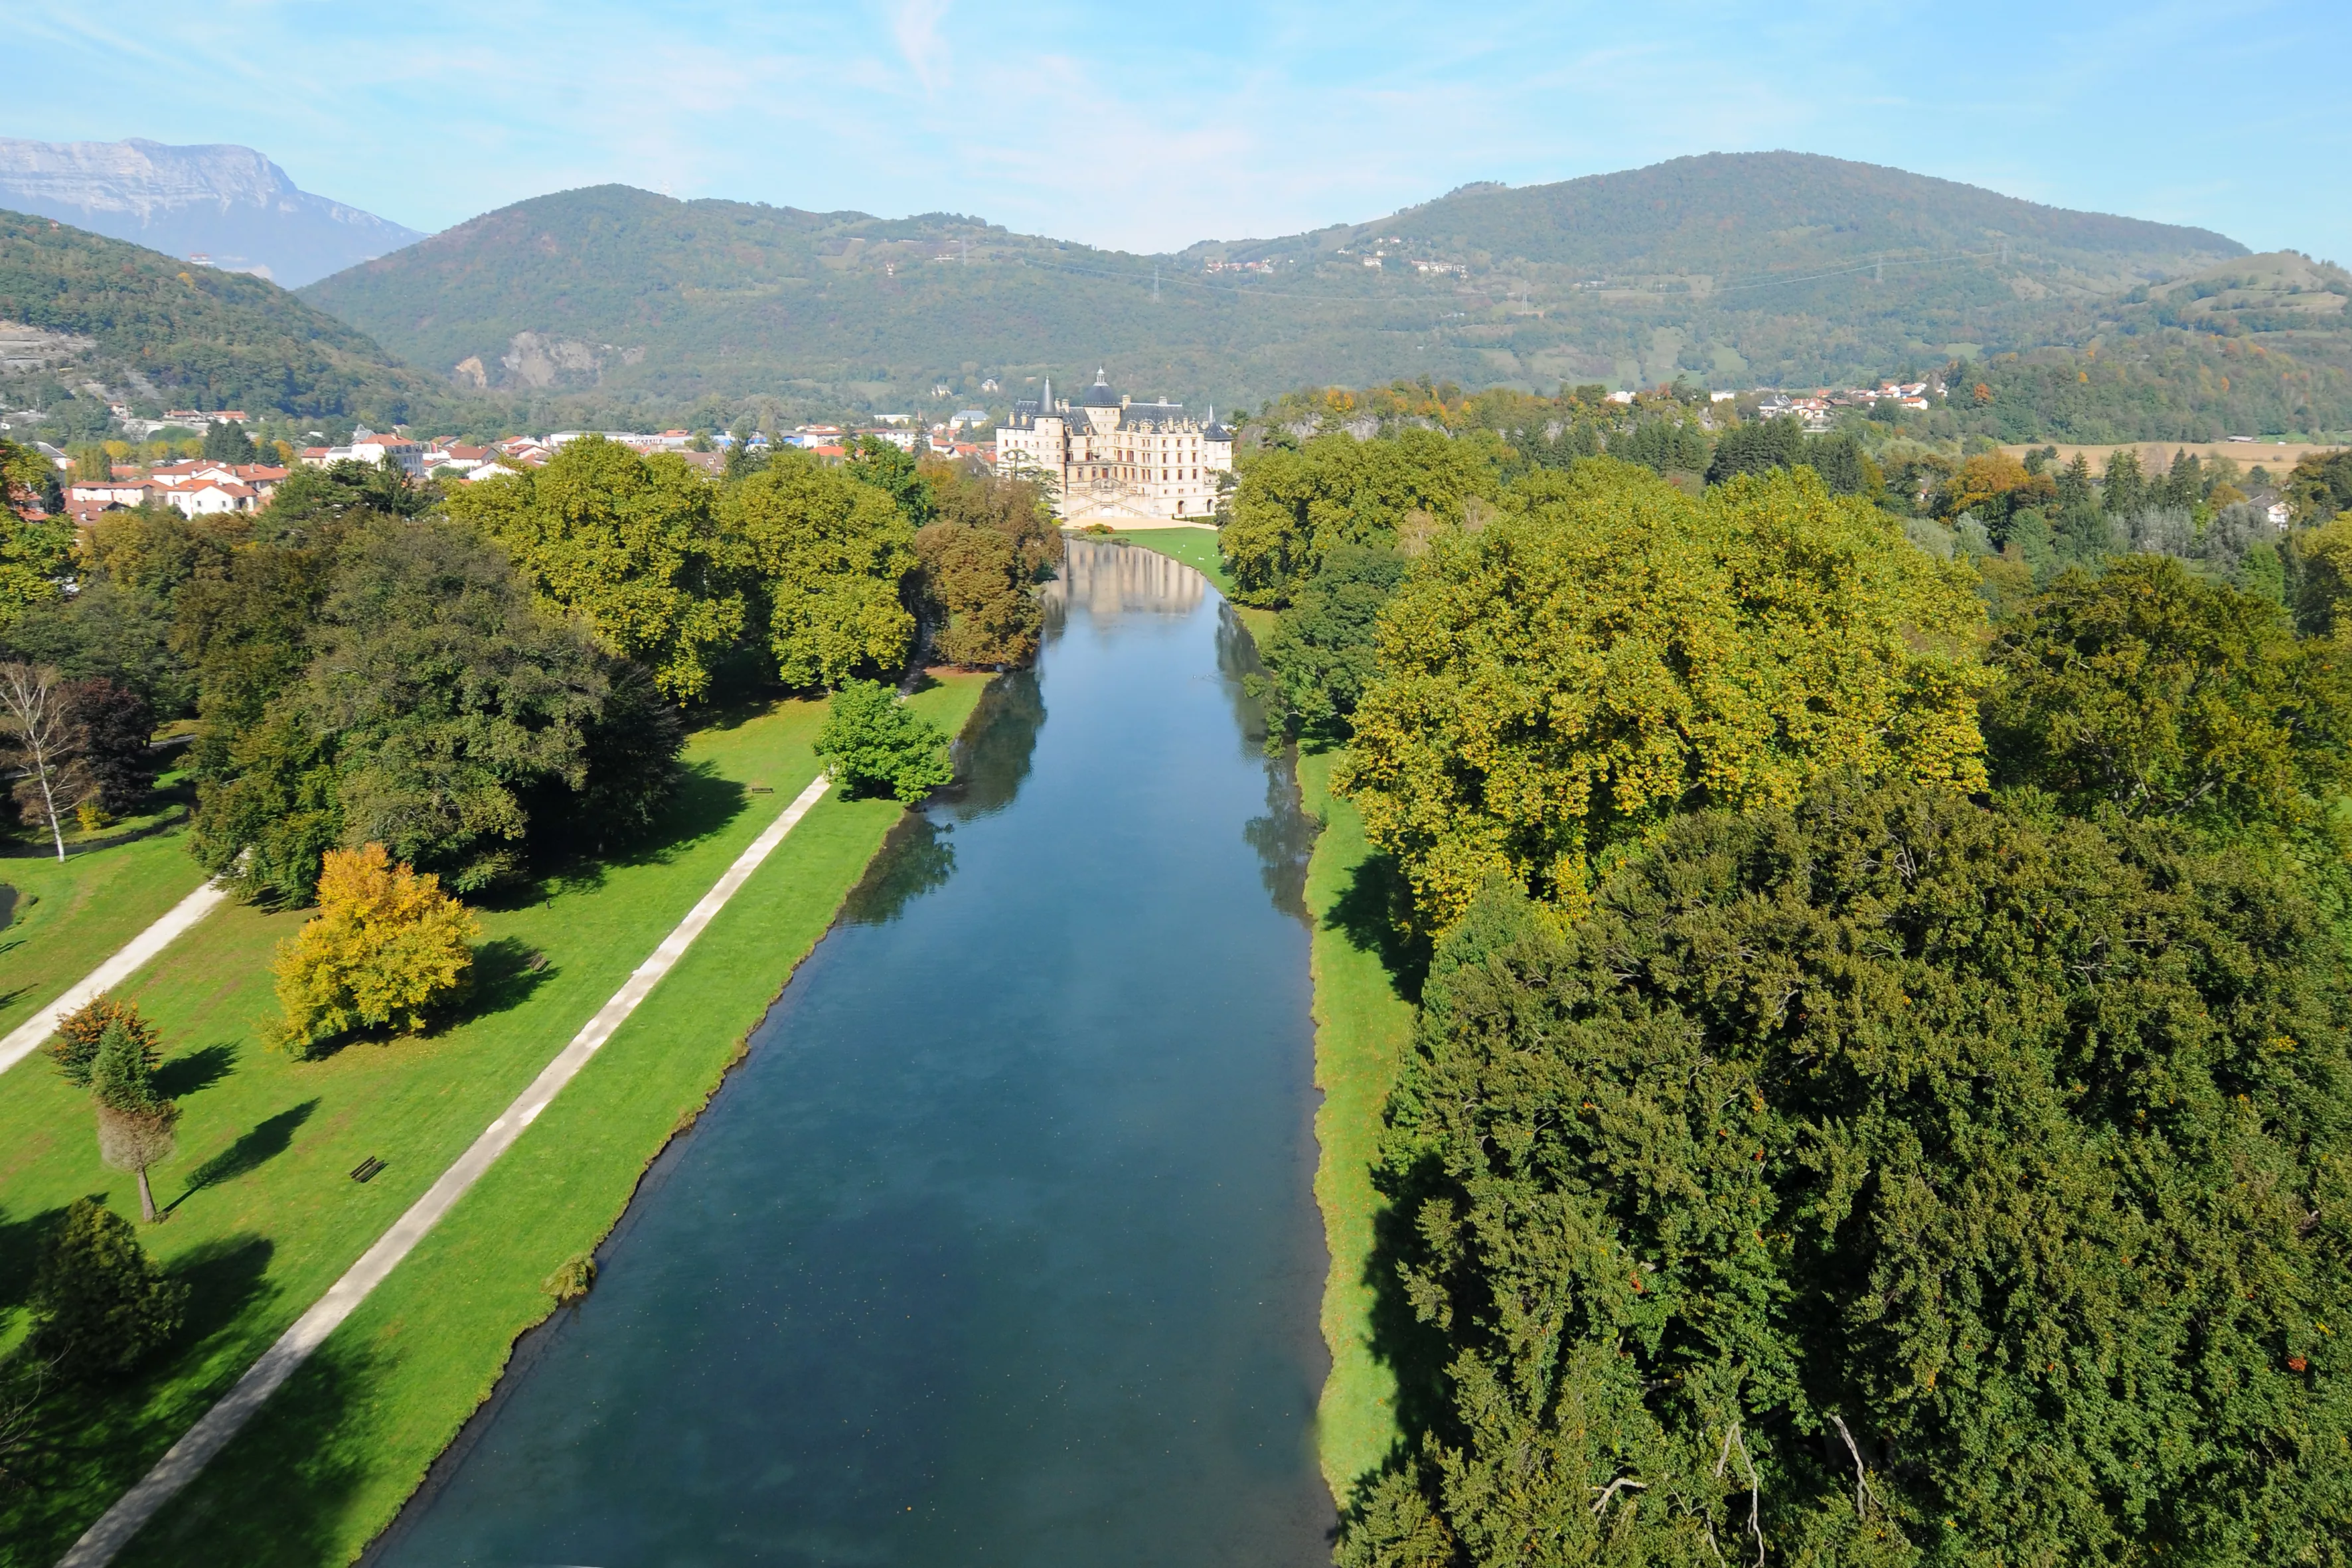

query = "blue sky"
12;1;2349;260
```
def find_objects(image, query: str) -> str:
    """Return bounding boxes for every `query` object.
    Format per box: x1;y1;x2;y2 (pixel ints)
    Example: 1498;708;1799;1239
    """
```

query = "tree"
722;458;918;688
445;436;746;701
930;464;1061;581
913;522;1041;668
1;438;73;634
846;434;938;526
200;418;256;464
92;1020;179;1223
1701;414;1803;486
2287;448;2352;524
1340;463;1988;929
58;677;156;815
28;1198;187;1379
1983;554;2352;831
1255;543;1407;742
46;994;161;1089
83;504;246;605
0;661;75;859
258;457;426;540
1350;779;2352;1568
1221;430;1501;607
2101;446;2148;516
272;842;480;1053
813;680;954;805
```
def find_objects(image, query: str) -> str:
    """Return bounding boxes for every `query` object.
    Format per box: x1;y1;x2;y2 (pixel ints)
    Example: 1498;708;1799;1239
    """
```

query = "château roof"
1080;368;1121;407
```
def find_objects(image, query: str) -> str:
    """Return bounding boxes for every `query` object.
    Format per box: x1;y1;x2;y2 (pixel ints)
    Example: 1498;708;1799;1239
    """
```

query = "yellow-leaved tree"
1340;461;1991;929
272;843;480;1052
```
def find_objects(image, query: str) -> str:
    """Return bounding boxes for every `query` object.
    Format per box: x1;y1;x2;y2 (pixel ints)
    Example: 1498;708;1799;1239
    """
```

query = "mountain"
0;138;426;288
0;209;448;433
295;154;2258;423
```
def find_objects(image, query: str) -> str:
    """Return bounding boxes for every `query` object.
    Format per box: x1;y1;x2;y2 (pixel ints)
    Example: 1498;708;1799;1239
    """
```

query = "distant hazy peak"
0;137;426;287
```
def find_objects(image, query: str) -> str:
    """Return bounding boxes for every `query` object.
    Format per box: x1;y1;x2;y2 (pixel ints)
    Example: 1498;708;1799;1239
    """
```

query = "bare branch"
1828;1413;1875;1518
1590;1476;1648;1516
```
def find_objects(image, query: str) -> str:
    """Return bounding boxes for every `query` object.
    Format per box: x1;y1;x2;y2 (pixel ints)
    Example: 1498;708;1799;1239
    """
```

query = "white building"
994;369;1233;525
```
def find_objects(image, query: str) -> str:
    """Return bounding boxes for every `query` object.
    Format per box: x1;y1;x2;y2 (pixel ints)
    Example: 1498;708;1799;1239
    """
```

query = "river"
370;539;1334;1567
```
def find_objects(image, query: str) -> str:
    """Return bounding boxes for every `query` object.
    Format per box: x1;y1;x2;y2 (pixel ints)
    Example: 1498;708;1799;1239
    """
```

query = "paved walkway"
58;771;834;1568
0;880;230;1078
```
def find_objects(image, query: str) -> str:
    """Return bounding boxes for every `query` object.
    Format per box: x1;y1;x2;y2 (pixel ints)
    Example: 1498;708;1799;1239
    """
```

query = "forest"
0;433;1058;897
1227;394;2352;1566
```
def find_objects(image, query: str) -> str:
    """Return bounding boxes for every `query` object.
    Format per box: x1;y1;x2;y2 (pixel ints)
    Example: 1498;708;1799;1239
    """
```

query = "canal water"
372;540;1333;1567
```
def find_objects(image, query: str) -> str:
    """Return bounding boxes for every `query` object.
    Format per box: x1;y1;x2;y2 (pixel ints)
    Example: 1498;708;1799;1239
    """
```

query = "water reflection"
1048;537;1209;618
840;816;956;926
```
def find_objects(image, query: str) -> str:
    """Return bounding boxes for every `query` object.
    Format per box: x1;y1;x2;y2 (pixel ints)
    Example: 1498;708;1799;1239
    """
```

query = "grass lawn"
1298;749;1418;1502
0;819;212;1046
0;675;991;1567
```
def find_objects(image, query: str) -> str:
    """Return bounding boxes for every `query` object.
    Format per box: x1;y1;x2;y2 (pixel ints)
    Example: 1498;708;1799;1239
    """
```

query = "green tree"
1349;779;2352;1568
445;435;745;701
1;437;74;633
1341;462;1988;928
846;434;937;526
913;522;1042;668
1983;555;2352;831
46;995;160;1089
1221;429;1500;607
200;419;256;464
814;679;953;804
721;457;917;688
2287;448;2352;524
259;457;426;541
92;1020;179;1223
2100;446;2148;516
28;1198;187;1379
1255;543;1407;743
1701;414;1804;486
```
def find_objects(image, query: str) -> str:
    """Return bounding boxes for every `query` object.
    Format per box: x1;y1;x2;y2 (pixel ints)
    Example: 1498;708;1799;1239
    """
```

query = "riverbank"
1296;750;1416;1502
0;676;990;1567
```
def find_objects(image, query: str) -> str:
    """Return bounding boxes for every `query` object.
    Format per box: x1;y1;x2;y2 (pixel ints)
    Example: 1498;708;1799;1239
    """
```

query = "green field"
1296;749;1417;1502
0;823;212;1043
0;676;990;1566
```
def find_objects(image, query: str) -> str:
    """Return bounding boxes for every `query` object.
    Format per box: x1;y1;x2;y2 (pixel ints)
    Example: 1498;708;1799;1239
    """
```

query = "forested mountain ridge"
0;210;447;433
296;155;2285;427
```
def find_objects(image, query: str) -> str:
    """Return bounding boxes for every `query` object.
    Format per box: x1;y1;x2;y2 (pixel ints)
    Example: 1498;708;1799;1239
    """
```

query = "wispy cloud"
1;0;2345;259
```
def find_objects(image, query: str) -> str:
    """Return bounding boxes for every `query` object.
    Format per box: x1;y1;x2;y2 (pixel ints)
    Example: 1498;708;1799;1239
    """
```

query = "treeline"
0;434;1056;902
1225;419;2352;1563
1958;333;2352;443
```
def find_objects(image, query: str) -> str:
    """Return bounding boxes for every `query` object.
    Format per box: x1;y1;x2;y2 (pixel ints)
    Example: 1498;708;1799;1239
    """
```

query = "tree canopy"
1223;429;1501;607
445;435;745;701
1340;462;1988;927
1349;779;2352;1568
722;457;919;688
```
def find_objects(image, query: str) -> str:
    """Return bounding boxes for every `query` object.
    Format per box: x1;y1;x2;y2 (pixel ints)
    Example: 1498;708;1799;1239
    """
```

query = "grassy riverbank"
0;676;990;1567
1297;749;1417;1502
1097;527;1230;593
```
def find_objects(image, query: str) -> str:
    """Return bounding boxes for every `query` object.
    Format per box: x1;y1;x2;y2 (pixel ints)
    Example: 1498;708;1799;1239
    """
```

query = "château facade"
996;369;1234;524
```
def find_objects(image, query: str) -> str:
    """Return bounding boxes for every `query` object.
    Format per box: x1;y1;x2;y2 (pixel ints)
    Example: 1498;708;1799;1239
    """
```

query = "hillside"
297;154;2267;425
0;138;426;288
0;209;449;433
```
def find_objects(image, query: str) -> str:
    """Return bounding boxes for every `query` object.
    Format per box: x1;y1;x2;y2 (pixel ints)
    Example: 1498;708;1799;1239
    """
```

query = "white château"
996;368;1234;524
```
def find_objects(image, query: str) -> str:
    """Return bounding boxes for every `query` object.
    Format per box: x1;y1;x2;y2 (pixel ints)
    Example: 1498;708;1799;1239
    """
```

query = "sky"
11;1;2350;262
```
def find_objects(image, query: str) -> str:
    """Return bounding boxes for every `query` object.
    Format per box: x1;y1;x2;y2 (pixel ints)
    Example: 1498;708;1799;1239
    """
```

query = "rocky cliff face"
0;138;426;288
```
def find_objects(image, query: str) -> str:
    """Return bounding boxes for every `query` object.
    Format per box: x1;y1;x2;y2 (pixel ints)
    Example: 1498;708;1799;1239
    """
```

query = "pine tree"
29;1197;188;1379
91;1022;177;1223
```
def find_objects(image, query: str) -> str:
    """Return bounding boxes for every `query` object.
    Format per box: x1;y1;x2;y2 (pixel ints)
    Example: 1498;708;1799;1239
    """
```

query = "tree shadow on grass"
0;1200;73;1319
0;1232;277;1559
1325;849;1431;1004
532;760;751;900
167;1102;319;1212
451;936;556;1026
1352;1150;1463;1496
152;1042;238;1101
113;1336;382;1568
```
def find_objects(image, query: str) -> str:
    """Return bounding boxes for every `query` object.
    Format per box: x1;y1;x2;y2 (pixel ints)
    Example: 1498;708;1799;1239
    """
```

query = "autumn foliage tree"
272;842;479;1054
46;995;161;1089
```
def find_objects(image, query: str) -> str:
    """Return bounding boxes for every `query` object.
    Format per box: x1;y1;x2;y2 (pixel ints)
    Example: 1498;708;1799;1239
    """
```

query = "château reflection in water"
1046;536;1209;619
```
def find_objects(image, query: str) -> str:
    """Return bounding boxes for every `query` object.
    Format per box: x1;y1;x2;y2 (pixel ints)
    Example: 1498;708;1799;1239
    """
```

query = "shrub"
813;680;954;805
47;994;160;1088
29;1198;187;1379
272;842;479;1052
